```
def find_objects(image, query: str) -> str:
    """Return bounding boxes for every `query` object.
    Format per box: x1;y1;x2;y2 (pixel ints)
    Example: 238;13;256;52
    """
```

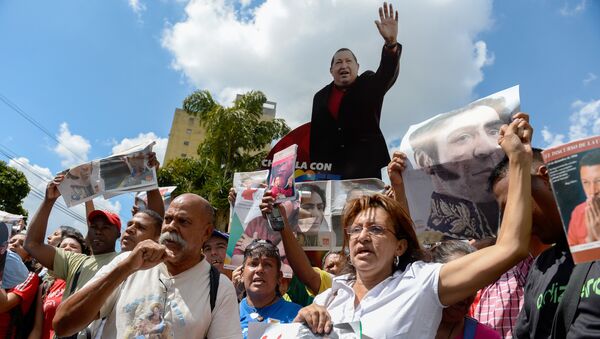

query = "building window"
181;153;187;158
183;141;190;146
185;128;192;135
188;117;195;124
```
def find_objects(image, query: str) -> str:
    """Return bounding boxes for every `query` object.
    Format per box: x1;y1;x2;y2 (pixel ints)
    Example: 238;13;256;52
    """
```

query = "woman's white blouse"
314;261;444;339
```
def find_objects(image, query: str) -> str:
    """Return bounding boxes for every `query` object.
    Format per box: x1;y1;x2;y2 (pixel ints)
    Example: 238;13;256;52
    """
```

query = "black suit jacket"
309;44;401;179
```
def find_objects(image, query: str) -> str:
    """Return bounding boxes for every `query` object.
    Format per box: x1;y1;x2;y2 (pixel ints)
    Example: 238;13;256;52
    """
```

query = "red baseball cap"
87;210;122;232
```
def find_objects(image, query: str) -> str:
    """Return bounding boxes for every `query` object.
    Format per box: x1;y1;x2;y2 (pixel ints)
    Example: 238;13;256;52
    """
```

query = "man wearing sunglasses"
53;193;241;339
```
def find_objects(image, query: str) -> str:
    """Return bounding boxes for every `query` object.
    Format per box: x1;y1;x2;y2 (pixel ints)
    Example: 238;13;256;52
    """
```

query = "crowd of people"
2;2;599;338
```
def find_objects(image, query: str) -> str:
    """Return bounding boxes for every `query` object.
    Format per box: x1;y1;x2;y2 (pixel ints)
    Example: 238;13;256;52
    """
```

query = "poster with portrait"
248;321;361;339
330;179;387;248
542;135;600;264
398;85;520;242
269;144;298;203
58;141;158;207
224;186;295;278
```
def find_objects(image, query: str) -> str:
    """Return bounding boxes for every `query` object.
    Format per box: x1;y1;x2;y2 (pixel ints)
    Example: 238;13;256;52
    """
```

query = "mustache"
159;232;187;248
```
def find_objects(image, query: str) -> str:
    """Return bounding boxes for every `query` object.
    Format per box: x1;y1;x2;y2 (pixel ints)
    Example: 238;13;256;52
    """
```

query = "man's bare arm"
261;193;322;294
54;240;174;336
24;176;64;269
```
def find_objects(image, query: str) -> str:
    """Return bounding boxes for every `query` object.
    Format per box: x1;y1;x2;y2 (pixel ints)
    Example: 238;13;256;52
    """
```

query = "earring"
394;256;400;267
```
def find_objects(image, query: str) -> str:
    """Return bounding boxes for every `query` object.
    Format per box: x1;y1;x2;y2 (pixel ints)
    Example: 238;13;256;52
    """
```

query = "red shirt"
327;86;345;120
42;279;66;339
568;202;588;246
0;272;40;338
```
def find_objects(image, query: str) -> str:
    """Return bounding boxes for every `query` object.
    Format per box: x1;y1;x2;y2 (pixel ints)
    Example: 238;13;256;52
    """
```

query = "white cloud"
541;98;600;147
129;0;146;14
541;126;565;147
568;99;600;140
583;72;597;85
161;0;494;144
53;122;91;169
560;0;587;16
7;157;121;237
112;132;168;164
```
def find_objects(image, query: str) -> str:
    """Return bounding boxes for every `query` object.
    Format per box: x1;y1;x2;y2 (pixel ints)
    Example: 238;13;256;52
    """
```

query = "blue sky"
1;0;599;233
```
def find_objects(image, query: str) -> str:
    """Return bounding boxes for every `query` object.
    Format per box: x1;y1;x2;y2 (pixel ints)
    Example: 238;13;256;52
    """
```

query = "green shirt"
52;248;118;300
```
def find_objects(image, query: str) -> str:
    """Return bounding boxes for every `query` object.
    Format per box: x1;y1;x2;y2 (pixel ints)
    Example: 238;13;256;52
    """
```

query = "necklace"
248;295;279;322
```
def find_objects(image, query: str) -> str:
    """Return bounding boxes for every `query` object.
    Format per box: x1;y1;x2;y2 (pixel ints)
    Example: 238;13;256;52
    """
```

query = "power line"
0;92;87;164
0;143;118;213
0;150;88;224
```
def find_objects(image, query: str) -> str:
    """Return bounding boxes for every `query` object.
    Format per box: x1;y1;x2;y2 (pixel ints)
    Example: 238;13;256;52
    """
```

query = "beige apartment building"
163;98;277;164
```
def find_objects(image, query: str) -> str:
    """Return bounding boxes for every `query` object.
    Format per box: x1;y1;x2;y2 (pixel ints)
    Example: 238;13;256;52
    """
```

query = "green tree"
0;160;30;216
158;90;290;228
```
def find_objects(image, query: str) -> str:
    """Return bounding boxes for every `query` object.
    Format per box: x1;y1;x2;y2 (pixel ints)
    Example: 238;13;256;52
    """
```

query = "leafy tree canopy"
0;160;30;216
159;90;290;228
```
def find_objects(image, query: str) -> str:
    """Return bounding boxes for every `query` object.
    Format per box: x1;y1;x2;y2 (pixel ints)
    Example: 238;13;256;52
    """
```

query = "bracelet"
385;41;397;49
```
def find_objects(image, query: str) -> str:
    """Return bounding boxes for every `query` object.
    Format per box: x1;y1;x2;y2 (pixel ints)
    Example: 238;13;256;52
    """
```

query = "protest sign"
225;176;386;275
269;144;297;203
58;141;158;207
248;321;361;339
398;85;520;242
542;135;600;264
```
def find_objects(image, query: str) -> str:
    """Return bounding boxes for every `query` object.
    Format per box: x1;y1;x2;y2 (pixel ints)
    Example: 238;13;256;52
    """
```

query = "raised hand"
387;151;407;187
294;304;332;334
375;2;399;45
228;187;237;206
231;265;245;300
46;175;65;201
124;240;175;272
585;197;600;242
147;152;160;171
498;112;533;160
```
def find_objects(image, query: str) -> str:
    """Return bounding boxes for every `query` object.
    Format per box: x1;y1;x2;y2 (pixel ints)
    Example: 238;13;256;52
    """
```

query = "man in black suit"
309;2;401;180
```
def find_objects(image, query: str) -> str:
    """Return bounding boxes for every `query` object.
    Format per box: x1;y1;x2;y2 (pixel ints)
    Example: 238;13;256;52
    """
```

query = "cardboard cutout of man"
309;2;401;180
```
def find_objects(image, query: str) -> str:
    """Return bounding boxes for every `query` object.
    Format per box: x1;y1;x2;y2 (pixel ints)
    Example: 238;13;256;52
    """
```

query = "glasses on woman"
346;224;395;238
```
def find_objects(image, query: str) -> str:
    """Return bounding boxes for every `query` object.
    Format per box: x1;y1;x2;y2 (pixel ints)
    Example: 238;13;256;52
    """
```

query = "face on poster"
399;85;520;241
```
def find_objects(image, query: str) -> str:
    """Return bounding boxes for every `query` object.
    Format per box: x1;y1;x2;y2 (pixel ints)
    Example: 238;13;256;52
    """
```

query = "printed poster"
398;85;521;242
542;135;600;264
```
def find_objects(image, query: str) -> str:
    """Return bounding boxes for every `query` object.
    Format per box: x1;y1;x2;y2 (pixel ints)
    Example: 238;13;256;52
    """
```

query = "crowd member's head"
342;194;426;279
299;184;327;231
430;241;478;334
321;251;347;276
242;239;282;306
489;148;564;245
9;232;42;273
409;97;516;203
578;150;600;199
58;231;87;255
203;230;229;274
121;210;163;251
159;193;215;274
86;210;121;255
9;232;31;263
47;225;80;247
330;48;359;89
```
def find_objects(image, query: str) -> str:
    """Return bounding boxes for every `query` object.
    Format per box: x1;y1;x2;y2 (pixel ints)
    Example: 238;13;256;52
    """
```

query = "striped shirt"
472;256;533;339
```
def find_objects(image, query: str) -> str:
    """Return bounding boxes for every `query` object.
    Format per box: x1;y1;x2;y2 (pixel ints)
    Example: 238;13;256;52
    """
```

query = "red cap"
87;210;122;232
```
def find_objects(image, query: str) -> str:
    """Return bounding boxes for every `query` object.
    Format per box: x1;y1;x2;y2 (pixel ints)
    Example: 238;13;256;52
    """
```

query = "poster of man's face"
399;85;520;241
